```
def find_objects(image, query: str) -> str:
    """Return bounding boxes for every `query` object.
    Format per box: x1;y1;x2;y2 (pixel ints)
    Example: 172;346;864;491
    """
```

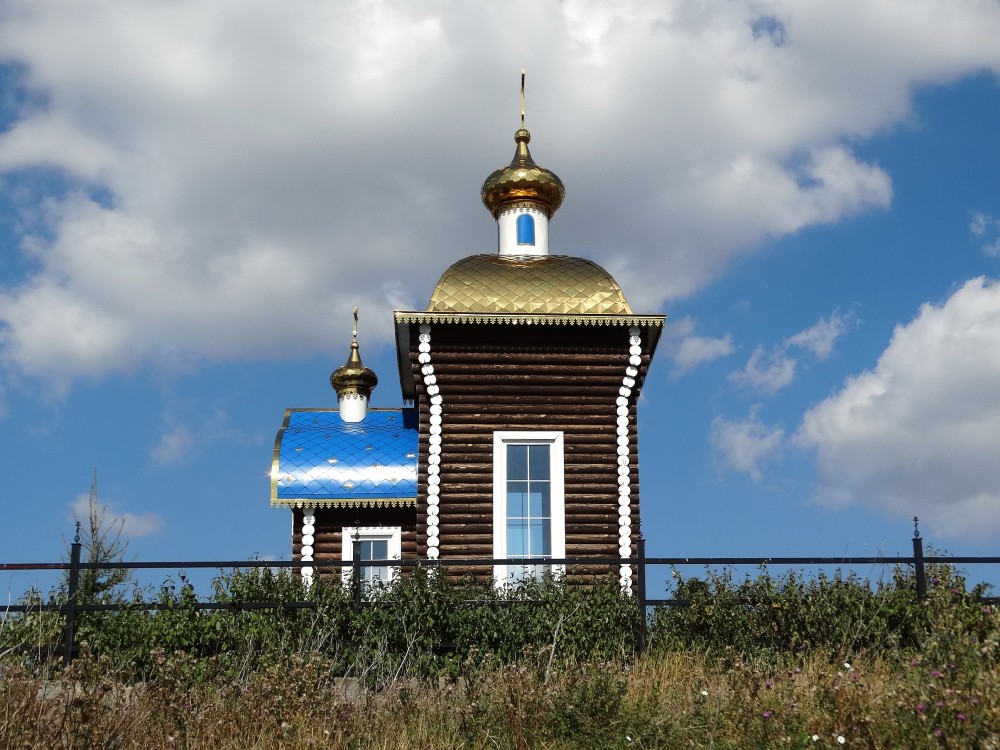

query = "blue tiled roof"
270;408;418;507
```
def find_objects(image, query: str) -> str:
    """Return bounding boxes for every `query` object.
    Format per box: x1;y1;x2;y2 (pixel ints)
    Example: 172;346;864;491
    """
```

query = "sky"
2;0;1000;596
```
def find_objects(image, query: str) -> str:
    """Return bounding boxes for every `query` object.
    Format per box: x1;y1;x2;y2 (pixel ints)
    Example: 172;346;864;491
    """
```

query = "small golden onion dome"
481;128;565;218
427;254;633;315
330;321;378;399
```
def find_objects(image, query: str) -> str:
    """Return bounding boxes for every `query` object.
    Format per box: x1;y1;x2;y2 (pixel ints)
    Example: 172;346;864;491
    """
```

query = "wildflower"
812;736;820;742
700;689;709;696
916;704;926;714
934;728;944;738
763;711;773;719
626;736;632;743
984;606;992;614
956;714;966;721
931;670;943;678
843;662;851;670
935;701;945;708
765;681;772;689
972;697;980;705
837;736;846;744
910;659;920;667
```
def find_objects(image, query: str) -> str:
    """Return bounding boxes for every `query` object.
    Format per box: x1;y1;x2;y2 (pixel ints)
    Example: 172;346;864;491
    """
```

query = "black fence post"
352;537;362;613
913;517;926;601
636;534;647;654
61;524;82;668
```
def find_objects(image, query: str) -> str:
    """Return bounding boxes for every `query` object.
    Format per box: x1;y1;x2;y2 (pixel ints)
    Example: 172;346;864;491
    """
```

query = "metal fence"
3;525;999;667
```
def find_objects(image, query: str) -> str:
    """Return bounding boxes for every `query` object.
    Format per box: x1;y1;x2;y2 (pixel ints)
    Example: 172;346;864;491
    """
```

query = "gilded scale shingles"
426;254;633;315
271;409;418;507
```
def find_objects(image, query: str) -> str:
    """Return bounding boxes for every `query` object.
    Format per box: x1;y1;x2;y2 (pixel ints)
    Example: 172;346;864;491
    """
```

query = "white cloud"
970;211;1000;256
710;407;785;481
785;313;853;359
150;424;192;466
798;277;1000;541
69;493;163;539
730;346;797;393
147;401;263;467
0;1;998;389
661;316;735;376
731;311;853;393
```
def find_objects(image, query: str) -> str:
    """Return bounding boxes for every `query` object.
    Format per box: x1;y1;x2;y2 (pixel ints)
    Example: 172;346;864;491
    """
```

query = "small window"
493;432;565;584
516;213;535;245
342;526;401;584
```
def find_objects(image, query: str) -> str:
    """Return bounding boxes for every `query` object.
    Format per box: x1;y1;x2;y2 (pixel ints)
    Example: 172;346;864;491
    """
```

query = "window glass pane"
528;444;550;480
507;444;528;480
360;540;389;560
507;520;528;557
530;520;551;557
507;482;529;517
516;213;535;245
529;485;550;517
359;538;390;583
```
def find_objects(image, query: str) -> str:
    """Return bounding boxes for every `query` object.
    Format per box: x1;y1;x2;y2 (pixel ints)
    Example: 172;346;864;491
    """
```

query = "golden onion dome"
427;254;633;315
481;128;565;218
330;310;378;398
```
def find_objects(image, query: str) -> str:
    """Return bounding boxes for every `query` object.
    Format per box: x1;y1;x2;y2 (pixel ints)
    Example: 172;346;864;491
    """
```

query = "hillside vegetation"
1;563;997;748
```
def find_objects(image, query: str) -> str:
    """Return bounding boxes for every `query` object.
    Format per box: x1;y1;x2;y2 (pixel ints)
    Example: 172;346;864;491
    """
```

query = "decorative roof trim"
271;497;417;509
394;311;665;327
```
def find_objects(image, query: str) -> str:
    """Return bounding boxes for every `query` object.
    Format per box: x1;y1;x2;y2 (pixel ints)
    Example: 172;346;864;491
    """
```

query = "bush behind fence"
3;551;997;683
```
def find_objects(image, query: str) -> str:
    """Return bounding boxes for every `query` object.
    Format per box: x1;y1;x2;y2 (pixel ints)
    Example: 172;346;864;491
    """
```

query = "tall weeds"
1;562;997;748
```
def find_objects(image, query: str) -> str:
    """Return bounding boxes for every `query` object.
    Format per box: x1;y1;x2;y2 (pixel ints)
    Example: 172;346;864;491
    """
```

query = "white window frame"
492;431;565;585
341;526;402;584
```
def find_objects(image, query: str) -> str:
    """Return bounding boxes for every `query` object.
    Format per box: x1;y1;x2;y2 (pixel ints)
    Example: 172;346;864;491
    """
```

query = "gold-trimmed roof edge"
393;311;665;327
270;497;418;509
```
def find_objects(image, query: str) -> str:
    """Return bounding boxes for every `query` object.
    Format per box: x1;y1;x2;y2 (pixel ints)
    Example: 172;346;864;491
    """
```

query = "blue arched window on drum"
516;213;535;245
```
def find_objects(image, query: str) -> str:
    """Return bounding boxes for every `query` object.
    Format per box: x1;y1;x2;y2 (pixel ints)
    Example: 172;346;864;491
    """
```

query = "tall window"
516;213;535;245
342;526;401;585
493;432;565;583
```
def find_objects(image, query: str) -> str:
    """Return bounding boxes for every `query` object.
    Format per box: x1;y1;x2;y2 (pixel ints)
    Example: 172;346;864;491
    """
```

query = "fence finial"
913;515;920;539
73;521;81;544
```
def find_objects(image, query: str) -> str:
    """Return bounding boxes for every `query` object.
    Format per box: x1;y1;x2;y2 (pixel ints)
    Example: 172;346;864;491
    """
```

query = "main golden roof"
427;254;633;315
481;128;565;218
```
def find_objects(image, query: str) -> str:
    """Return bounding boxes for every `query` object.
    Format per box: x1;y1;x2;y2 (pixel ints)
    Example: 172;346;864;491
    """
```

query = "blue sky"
2;1;1000;596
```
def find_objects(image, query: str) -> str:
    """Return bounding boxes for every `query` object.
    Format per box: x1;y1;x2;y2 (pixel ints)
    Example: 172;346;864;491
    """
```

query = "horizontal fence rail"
2;531;997;666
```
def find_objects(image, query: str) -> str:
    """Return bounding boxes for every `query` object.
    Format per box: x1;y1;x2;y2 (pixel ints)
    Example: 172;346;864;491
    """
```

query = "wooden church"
271;101;663;589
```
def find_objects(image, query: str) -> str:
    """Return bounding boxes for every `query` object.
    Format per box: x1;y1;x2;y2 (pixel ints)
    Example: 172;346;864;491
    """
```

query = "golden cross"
520;68;526;126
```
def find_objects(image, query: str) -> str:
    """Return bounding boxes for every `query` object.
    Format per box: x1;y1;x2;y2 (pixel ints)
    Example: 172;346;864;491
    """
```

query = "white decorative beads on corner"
301;507;316;586
419;324;442;561
617;328;642;593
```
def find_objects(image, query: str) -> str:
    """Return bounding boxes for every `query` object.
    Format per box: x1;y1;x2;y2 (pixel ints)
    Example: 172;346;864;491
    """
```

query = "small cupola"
330;308;378;423
480;71;564;256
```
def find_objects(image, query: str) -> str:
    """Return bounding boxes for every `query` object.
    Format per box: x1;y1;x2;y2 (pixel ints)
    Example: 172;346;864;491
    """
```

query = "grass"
1;647;998;749
1;564;998;748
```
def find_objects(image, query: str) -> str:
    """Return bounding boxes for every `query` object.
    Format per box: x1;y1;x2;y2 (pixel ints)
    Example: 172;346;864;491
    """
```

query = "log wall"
291;506;417;573
409;322;653;576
